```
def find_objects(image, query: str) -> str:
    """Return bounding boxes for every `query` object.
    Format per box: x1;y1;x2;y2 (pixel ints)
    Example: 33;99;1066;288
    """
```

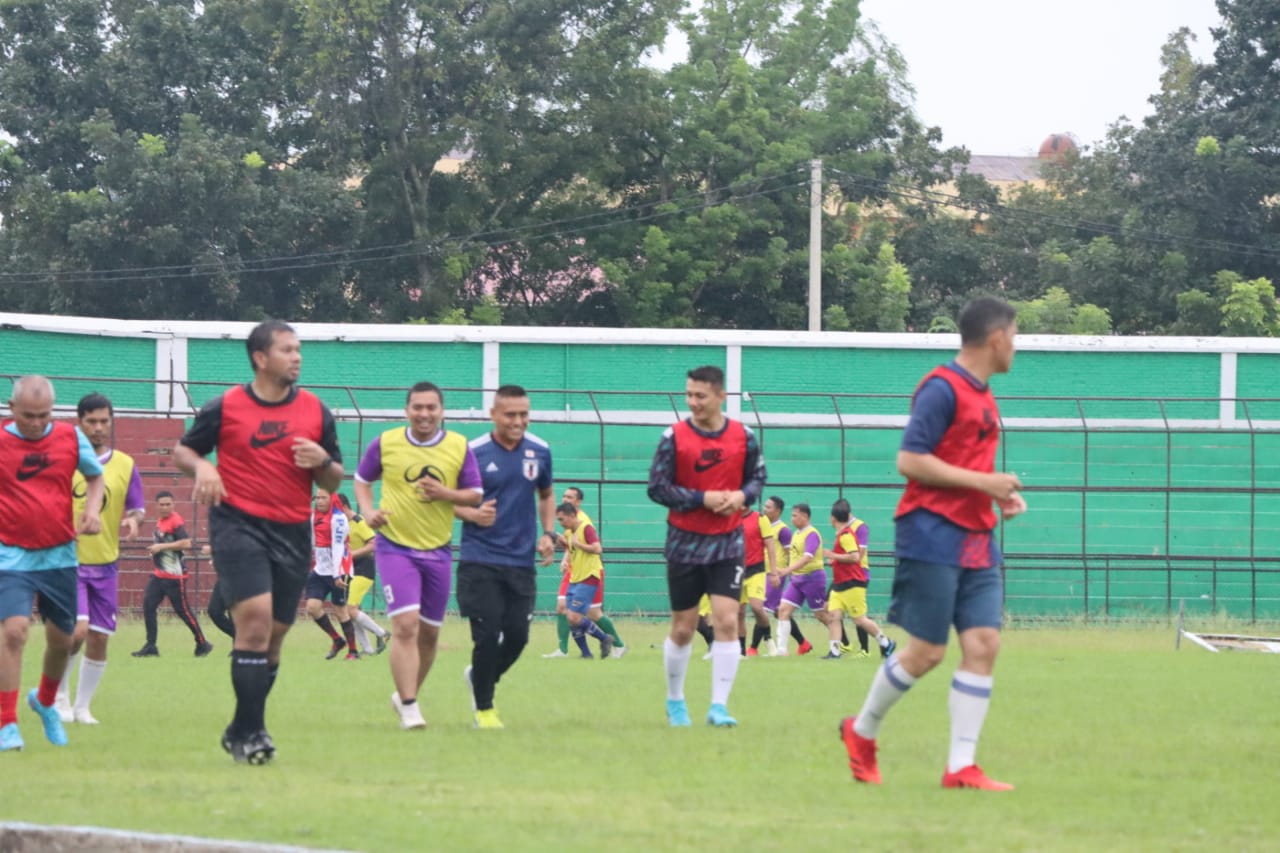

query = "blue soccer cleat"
666;698;692;727
28;689;68;746
706;703;738;728
0;723;23;752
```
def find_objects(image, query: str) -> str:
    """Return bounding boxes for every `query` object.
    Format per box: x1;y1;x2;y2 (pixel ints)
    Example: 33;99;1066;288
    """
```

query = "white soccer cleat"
701;651;713;661
610;645;628;659
54;696;74;724
73;707;99;726
390;691;426;730
541;649;569;658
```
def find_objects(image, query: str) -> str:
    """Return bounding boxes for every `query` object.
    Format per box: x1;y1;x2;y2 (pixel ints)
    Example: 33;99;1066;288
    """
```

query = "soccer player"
133;491;212;658
353;381;483;730
174;320;344;764
647;365;766;728
306;488;358;660
759;495;809;655
823;499;895;660
54;393;145;725
739;506;775;657
774;503;831;655
0;376;104;752
333;493;388;656
840;296;1025;791
455;385;556;730
554;503;614;657
544;487;621;659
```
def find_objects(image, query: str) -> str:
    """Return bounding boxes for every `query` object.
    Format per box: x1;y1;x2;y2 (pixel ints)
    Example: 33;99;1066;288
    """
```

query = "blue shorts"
0;567;79;635
886;558;1003;645
565;582;600;616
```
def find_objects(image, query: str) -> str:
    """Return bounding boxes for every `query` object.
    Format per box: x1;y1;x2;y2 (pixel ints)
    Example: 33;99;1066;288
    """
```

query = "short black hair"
334;493;351;509
246;320;295;369
793;502;811;518
407;381;444;406
564;486;584;501
831;498;851;523
958;297;1017;347
765;495;785;512
686;365;725;390
556;502;577;516
495;384;528;400
156;490;174;501
76;392;113;418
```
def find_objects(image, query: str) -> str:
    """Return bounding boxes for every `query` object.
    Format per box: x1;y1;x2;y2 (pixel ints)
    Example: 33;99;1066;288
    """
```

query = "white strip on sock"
948;670;994;773
776;621;790;653
710;641;740;706
854;655;917;739
75;657;107;710
353;623;374;654
58;651;79;702
663;636;692;701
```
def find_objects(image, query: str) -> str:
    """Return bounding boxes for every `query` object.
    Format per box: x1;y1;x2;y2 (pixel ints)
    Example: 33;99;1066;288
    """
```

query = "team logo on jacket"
523;459;540;480
249;420;291;448
404;464;446;484
71;479;112;511
16;452;52;481
978;409;996;442
693;448;724;473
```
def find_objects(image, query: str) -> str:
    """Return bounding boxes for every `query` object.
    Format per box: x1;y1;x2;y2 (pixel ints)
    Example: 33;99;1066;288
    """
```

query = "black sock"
230;651;270;736
340;619;357;652
266;664;279;697
316;615;341;641
856;626;870;653
750;625;766;650
790;620;806;644
738;636;746;655
696;619;714;649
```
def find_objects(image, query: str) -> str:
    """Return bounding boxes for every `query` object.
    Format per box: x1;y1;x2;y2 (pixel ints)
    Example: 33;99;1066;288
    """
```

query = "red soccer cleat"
797;640;813;655
941;764;1014;791
745;647;758;657
839;717;881;784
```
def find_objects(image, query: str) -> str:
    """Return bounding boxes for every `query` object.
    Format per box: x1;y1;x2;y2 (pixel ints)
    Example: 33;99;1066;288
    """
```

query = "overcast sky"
858;0;1224;155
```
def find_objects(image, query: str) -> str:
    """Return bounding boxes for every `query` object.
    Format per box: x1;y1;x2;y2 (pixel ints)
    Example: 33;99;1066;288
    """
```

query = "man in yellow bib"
354;381;483;730
774;502;832;655
56;393;147;725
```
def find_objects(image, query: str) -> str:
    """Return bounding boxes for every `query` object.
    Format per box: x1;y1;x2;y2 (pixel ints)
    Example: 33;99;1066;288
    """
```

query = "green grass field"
2;618;1277;851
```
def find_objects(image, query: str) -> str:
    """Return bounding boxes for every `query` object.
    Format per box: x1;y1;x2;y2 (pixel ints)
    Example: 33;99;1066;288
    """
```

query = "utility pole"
808;159;822;332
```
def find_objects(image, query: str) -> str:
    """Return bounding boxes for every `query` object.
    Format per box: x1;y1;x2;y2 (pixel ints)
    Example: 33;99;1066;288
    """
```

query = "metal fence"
17;373;1280;623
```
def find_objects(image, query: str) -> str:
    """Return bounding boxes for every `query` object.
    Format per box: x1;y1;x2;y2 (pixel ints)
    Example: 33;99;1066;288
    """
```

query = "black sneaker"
599;634;614;659
821;651;842;660
131;644;159;658
223;728;274;765
194;642;214;657
374;633;389;655
324;638;345;660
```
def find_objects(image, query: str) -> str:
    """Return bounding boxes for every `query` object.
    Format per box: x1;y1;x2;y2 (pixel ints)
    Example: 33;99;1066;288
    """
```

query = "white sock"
877;633;889;648
709;641;740;706
354;610;387;638
57;651;79;703
853;654;917;739
75;657;107;710
776;621;790;653
829;640;842;655
948;670;994;773
663;637;692;701
353;623;374;654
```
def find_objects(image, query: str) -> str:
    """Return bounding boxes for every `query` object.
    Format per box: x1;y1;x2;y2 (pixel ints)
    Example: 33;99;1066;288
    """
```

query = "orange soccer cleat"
839;717;881;784
941;764;1014;791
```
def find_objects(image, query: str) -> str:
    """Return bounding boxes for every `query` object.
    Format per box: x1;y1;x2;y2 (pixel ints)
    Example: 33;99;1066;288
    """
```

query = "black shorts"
455;562;537;624
353;556;376;581
304;573;349;606
743;560;766;579
208;503;311;625
667;558;743;612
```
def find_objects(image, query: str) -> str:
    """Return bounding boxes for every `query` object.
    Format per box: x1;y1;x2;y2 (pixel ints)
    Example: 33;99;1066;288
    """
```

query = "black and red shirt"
179;384;341;525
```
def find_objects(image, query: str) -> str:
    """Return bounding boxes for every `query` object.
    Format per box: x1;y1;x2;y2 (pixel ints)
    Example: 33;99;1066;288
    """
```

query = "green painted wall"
501;343;724;410
0;329;155;410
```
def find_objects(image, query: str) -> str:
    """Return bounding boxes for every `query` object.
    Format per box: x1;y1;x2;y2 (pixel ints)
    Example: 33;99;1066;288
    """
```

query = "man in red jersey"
174;320;344;765
647;365;766;728
840;297;1025;792
738;507;775;657
0;376;104;752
